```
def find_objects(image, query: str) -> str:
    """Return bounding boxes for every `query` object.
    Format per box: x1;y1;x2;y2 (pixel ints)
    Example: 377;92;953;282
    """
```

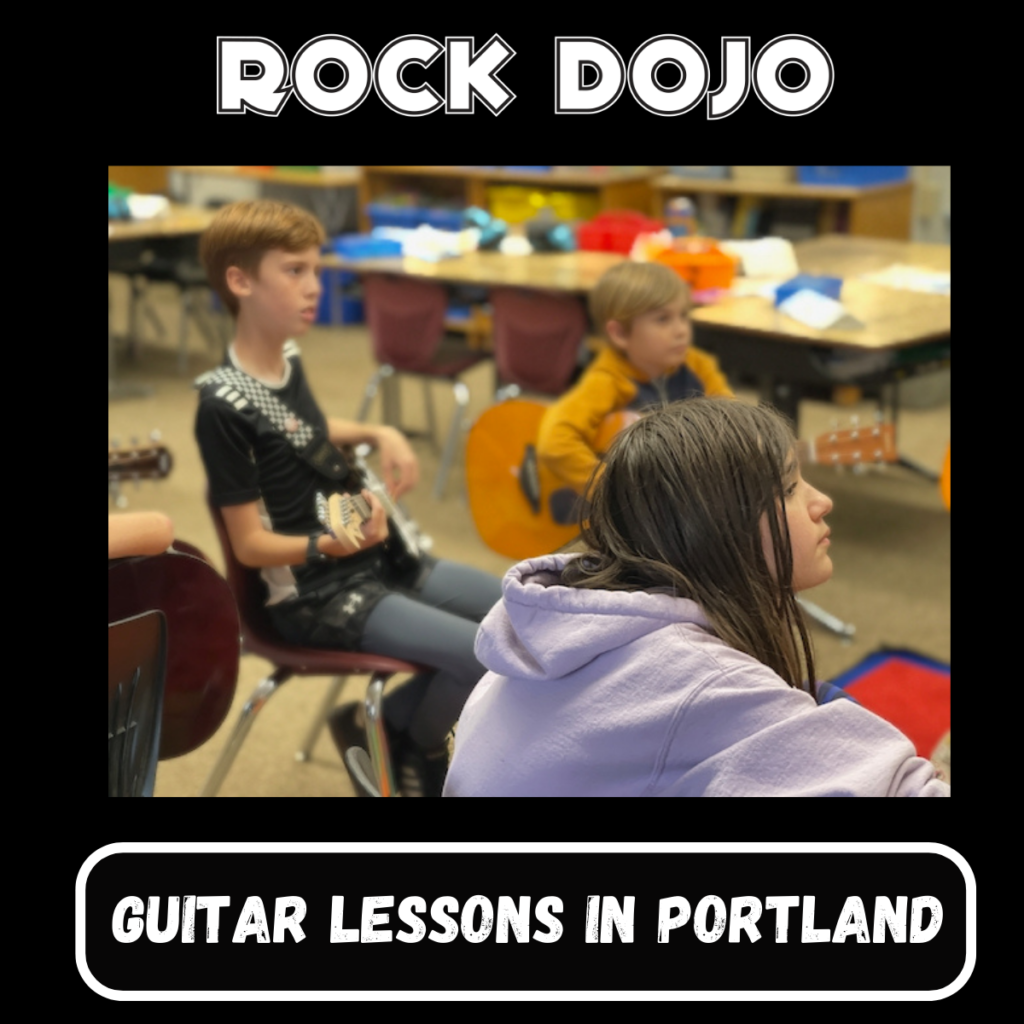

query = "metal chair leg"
433;381;470;499
295;675;347;761
357;365;394;422
423;379;440;454
797;597;856;640
178;290;192;374
199;668;290;797
364;674;397;797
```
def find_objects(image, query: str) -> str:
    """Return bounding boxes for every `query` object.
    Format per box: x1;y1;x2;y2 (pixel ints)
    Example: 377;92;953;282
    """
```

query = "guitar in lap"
316;444;432;572
466;399;898;562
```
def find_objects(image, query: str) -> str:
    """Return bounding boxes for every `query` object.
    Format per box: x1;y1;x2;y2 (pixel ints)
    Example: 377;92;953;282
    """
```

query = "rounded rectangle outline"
77;841;975;1001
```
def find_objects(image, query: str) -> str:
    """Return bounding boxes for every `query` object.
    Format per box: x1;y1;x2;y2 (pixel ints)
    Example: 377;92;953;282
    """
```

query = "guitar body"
108;542;240;760
467;399;900;564
466;400;638;562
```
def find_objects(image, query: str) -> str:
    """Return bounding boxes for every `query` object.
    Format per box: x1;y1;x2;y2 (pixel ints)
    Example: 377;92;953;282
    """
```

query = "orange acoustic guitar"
466;399;898;562
940;442;950;511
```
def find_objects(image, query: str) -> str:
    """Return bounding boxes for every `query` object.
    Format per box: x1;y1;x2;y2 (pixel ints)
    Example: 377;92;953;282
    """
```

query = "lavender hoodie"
443;554;949;797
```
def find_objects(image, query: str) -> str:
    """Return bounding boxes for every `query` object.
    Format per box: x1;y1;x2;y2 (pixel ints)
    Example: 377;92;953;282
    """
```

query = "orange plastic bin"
653;239;738;291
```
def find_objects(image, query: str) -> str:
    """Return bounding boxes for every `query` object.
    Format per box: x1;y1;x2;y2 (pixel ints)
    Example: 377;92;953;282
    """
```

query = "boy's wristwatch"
307;533;328;563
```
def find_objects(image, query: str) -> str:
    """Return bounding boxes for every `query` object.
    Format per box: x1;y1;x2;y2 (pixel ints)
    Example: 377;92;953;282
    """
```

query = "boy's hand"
319;491;389;557
375;426;420;499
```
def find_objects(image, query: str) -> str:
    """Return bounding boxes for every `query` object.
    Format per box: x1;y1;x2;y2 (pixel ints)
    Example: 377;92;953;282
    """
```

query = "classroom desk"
650;174;915;240
324;248;626;294
108;204;218;399
691;234;951;443
169;166;360;234
330;235;950;447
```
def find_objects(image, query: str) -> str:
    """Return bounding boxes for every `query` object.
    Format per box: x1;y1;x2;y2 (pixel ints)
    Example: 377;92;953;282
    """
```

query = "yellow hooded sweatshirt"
536;343;733;493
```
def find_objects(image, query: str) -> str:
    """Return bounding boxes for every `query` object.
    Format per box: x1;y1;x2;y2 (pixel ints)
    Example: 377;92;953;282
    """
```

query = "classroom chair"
357;274;492;499
201;492;429;798
108;236;228;374
489;287;588;399
108;609;166;797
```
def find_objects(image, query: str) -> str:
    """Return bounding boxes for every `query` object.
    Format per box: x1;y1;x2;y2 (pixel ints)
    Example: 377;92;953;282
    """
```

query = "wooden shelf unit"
650;173;914;240
357;166;661;231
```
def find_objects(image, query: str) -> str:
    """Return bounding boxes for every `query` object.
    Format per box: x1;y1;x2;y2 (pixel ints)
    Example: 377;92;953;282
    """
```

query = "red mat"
829;648;950;758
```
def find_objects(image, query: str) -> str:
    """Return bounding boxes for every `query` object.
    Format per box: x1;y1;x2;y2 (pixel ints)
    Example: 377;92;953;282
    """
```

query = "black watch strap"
307;533;327;563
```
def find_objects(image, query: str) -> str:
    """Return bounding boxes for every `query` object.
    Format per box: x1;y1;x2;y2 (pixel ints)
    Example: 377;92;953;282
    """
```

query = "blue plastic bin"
424;207;465;231
797;166;910;187
317;268;365;325
775;274;843;308
365;202;425;229
332;234;403;259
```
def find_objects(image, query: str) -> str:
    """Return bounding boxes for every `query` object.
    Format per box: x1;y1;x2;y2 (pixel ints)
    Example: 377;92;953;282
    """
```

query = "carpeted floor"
108;278;952;797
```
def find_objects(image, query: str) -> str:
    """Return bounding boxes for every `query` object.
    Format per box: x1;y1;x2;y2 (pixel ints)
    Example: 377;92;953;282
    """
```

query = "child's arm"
220;496;388;568
685;347;734;397
537;370;630;493
108;511;175;559
327;419;420;499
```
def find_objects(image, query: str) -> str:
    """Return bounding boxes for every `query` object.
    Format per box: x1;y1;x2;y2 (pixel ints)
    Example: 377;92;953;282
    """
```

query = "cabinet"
650;173;914;240
357;166;660;231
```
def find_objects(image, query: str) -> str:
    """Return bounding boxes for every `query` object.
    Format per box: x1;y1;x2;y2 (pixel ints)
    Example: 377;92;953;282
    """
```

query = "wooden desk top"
363;166;660;186
692;235;950;352
323;249;627;293
107;204;216;242
170;166;361;187
651;174;914;201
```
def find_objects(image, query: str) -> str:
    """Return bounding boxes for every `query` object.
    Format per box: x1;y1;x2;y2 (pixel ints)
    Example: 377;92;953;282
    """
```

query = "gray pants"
360;560;502;749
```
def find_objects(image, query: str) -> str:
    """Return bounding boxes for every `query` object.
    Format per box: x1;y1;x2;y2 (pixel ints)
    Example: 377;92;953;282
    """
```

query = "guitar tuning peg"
130;435;139;447
851;415;860;427
111;437;120;448
150;429;162;442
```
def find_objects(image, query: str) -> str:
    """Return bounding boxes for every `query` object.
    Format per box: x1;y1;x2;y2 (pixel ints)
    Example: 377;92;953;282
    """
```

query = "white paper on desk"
720;237;800;278
778;289;865;330
125;194;170;221
860;263;951;295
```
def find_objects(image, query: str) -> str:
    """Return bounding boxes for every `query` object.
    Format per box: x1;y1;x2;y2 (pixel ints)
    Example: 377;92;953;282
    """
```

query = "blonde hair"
589;261;690;340
199;200;326;317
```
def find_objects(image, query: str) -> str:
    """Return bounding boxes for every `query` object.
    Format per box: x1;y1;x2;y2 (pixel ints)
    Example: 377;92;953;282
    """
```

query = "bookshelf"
357;166;660;231
649;174;914;240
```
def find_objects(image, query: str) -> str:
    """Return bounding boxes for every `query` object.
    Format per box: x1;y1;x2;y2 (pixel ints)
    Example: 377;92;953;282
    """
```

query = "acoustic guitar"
109;541;241;763
466;398;898;562
940;442;950;511
108;439;174;507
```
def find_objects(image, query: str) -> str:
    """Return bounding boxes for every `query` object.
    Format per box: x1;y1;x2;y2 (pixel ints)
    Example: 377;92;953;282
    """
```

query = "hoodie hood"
475;553;712;681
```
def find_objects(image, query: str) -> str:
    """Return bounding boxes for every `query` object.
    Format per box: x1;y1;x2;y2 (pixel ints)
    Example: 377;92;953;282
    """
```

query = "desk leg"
758;373;802;430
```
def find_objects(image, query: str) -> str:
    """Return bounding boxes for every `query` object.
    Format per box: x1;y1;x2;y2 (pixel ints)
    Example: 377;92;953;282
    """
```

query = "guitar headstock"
316;491;366;547
808;420;897;467
108;441;174;483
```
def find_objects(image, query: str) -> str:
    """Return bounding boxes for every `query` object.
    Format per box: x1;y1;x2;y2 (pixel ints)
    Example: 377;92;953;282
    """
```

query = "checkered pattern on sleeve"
194;365;315;452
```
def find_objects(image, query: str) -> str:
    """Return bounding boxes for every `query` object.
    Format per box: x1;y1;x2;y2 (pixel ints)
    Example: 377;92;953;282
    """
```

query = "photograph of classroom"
108;165;951;798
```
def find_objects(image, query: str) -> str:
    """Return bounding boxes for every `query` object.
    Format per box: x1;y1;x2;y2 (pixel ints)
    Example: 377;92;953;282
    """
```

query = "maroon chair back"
363;274;448;372
490;287;588;396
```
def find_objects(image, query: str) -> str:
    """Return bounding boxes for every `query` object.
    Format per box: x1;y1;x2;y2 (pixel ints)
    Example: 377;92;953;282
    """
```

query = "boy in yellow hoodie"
537;260;733;496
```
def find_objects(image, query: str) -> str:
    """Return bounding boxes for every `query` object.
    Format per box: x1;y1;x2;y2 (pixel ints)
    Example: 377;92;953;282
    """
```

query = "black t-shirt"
194;343;381;597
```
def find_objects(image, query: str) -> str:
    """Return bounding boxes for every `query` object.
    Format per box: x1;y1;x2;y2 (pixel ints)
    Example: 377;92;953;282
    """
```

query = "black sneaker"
395;743;450;798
